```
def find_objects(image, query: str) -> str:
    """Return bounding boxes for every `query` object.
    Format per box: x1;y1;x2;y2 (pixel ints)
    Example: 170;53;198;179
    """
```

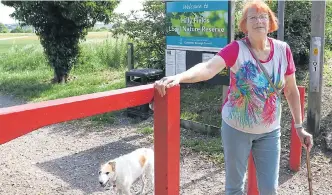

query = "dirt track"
0;36;28;41
1;91;332;195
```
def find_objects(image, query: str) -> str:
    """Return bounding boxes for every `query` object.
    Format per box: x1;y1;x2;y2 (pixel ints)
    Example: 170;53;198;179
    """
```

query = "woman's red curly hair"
239;0;278;34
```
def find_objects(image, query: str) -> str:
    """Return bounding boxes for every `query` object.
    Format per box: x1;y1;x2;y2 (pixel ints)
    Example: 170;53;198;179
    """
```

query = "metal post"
277;0;285;41
308;1;326;136
127;43;134;70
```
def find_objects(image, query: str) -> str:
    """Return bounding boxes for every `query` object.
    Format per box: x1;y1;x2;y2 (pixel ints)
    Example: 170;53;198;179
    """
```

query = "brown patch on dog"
104;161;116;172
139;155;146;168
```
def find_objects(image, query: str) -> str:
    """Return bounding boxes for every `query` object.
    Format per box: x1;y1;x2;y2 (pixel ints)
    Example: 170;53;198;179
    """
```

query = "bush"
114;0;332;70
235;1;312;66
76;37;128;72
325;1;332;51
111;1;166;70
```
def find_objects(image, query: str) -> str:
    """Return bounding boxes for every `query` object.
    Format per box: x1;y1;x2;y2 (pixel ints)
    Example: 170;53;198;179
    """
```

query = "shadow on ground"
0;76;52;102
181;168;223;190
36;134;144;194
277;109;332;186
42;112;149;138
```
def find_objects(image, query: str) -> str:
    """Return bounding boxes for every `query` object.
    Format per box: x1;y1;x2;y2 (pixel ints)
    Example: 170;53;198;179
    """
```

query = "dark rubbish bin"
125;68;164;119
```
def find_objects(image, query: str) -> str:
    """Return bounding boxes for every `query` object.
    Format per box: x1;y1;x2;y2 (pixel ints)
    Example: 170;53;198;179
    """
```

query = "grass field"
0;32;112;53
0;32;127;124
0;35;38;53
0;32;126;101
0;33;35;38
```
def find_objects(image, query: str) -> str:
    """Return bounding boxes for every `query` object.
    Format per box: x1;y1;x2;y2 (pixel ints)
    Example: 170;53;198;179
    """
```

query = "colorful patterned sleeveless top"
217;37;296;134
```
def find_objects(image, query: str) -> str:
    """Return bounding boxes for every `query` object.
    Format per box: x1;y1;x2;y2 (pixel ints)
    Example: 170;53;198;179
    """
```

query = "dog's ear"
108;161;116;171
99;161;105;169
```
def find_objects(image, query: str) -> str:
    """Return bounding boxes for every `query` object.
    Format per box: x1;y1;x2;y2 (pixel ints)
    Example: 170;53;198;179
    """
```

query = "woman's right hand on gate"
154;75;181;97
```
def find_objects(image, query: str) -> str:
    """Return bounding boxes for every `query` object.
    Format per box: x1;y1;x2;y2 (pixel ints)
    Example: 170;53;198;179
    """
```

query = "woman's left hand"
296;128;313;152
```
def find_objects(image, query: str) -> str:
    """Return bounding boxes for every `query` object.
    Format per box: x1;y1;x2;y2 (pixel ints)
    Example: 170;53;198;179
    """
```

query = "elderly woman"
155;1;313;195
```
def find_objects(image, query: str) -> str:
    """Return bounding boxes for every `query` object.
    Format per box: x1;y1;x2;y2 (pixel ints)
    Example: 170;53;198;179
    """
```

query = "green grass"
0;34;128;102
0;32;129;125
88;112;119;125
0;37;39;53
134;121;224;163
0;33;35;37
324;49;332;87
0;32;112;53
0;70;125;102
181;137;224;165
180;83;223;127
137;126;154;135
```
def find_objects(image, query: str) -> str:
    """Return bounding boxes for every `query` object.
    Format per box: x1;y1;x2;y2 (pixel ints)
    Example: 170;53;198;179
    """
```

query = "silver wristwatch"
294;123;303;129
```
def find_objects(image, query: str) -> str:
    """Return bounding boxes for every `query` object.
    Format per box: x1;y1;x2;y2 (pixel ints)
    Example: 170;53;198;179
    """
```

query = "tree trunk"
51;71;68;84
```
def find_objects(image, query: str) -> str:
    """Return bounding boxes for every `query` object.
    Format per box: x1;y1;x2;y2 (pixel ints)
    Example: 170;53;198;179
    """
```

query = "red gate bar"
0;84;154;144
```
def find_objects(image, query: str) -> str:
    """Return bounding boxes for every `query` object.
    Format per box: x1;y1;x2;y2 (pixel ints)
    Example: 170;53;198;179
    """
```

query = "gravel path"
1;90;332;195
0;116;225;195
0;94;224;195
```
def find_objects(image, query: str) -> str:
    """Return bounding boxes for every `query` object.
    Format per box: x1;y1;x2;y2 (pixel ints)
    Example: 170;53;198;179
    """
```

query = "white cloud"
0;4;15;24
114;0;143;15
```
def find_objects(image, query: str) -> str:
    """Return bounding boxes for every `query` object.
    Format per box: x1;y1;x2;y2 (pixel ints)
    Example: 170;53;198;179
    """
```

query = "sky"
0;0;143;24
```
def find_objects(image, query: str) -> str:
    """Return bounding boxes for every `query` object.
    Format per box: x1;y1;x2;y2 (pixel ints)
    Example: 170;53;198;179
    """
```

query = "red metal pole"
289;86;306;171
247;151;259;195
154;85;180;195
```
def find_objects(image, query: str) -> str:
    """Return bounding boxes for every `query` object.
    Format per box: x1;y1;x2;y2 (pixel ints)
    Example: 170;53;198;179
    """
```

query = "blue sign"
166;1;229;52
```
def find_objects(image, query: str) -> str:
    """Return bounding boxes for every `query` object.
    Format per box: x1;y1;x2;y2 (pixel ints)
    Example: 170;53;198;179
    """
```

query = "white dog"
99;148;154;195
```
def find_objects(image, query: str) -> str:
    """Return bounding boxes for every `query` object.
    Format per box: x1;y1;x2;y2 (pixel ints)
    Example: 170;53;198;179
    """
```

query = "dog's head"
98;161;116;189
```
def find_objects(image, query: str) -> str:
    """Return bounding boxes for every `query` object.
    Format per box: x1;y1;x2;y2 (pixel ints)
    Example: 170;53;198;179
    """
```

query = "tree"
10;26;24;33
2;1;120;83
0;23;9;33
235;1;312;66
113;0;332;70
111;1;166;70
282;1;312;66
325;1;332;50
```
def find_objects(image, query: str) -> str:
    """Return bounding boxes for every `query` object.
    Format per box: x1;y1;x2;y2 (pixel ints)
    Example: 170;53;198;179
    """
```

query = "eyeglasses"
247;14;269;22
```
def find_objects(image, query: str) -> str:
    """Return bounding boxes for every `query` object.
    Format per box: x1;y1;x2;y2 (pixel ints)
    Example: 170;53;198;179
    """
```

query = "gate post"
154;85;180;195
247;151;259;195
289;86;306;171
